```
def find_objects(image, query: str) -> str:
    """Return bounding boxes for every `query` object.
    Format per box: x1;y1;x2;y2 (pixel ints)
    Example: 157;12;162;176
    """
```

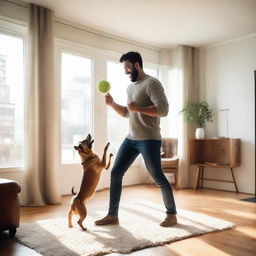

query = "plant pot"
195;128;205;139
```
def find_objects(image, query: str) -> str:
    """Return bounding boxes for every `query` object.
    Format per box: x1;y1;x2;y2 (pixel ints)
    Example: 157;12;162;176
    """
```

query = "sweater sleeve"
146;80;169;117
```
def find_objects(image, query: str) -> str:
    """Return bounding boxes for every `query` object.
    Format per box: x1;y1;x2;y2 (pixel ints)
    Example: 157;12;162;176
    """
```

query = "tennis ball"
98;80;111;94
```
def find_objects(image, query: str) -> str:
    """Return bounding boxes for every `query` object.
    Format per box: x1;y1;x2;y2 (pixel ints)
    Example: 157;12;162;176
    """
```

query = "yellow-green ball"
98;80;111;94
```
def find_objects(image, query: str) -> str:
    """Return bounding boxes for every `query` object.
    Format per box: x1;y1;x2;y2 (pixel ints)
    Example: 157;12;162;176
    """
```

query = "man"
95;52;177;227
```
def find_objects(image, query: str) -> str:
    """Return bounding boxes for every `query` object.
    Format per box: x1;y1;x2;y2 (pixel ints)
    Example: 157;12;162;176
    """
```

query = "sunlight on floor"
199;208;218;213
222;209;256;219
167;239;231;256
235;226;256;239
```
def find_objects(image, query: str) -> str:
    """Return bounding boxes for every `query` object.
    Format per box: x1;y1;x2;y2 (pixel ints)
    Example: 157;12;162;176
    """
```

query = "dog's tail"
71;186;76;195
105;153;113;170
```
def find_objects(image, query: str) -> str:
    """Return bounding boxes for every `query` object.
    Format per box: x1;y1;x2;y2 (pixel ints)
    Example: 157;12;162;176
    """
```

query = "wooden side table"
190;138;241;192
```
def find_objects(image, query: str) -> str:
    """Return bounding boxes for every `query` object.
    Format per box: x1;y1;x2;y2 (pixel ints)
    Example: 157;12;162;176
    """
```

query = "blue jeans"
108;138;177;216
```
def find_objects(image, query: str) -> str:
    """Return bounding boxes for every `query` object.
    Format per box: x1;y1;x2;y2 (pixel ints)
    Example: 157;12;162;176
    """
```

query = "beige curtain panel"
24;4;61;206
177;45;199;188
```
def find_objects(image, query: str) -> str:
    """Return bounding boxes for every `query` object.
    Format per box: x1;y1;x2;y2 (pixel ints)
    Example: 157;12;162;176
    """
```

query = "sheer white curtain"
177;45;199;188
24;4;61;205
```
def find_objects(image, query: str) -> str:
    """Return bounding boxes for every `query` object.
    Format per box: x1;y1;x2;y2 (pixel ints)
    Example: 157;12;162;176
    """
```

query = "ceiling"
21;0;256;48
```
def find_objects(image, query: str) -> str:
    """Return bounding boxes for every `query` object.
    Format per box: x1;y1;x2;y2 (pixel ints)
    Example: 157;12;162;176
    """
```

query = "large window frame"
0;19;27;172
57;40;95;164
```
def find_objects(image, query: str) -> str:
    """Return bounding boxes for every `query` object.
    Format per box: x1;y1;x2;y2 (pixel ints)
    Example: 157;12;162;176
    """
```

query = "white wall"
199;35;256;194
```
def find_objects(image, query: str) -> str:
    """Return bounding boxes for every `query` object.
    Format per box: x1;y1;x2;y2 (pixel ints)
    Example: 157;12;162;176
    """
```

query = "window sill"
0;166;24;173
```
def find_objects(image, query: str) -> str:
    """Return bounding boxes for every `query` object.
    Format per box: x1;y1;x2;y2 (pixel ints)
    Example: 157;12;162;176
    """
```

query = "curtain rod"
2;0;28;8
55;19;160;52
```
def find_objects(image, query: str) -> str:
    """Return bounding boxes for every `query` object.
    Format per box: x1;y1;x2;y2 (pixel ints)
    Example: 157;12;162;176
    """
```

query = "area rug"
16;201;234;256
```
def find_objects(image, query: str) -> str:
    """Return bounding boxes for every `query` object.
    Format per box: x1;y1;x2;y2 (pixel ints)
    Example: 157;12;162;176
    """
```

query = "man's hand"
105;93;128;117
105;93;114;106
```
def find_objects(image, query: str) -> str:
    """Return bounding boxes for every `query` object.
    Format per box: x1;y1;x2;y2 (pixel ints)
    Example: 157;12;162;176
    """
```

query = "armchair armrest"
161;155;179;167
161;154;179;161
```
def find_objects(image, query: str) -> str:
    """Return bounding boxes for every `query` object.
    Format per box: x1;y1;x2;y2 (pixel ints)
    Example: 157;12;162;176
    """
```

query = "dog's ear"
74;146;79;150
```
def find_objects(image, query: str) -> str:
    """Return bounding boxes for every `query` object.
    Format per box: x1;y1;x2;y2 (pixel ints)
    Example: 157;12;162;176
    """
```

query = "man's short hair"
119;52;143;68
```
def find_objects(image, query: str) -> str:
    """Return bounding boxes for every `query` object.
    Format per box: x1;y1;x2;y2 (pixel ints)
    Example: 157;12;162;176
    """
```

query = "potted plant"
180;101;214;139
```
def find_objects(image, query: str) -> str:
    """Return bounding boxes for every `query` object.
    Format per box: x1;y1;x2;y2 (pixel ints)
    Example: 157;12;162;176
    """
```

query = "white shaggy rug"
16;201;234;256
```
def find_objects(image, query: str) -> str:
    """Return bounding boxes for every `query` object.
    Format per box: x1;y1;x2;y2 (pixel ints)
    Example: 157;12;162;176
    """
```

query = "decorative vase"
195;128;205;139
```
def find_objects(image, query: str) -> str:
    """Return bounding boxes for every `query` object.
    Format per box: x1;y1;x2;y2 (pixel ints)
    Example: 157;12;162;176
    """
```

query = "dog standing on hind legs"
68;134;113;230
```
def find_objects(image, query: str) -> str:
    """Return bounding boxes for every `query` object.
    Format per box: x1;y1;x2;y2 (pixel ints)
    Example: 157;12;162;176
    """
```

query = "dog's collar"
81;155;96;166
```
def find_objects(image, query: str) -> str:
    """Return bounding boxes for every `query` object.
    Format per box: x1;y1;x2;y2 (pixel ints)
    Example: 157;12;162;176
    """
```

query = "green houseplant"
180;101;214;138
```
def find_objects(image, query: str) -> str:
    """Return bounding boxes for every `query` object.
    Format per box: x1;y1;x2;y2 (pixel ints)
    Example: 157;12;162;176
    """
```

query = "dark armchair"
0;178;21;237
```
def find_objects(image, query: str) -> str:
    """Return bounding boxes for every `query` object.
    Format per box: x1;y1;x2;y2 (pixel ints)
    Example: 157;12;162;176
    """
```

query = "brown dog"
68;134;113;230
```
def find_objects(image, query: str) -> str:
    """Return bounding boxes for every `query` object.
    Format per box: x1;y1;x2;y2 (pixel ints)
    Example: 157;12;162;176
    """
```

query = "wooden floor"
0;184;256;256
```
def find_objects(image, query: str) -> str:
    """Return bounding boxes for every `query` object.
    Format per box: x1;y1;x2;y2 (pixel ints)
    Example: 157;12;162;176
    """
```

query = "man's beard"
129;66;138;82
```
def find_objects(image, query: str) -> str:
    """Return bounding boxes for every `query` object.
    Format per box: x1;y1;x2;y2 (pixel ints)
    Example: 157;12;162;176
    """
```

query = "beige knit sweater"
125;75;169;140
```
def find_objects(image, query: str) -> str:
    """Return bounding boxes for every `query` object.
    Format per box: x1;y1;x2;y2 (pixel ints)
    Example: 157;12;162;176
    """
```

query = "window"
61;52;93;163
144;67;158;78
0;33;24;168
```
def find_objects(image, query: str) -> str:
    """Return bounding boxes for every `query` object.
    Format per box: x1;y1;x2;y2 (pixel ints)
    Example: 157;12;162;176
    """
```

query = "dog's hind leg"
77;204;87;231
68;209;73;228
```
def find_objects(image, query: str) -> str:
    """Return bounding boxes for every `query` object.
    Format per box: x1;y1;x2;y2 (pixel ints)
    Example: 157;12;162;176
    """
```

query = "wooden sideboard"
190;138;241;192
